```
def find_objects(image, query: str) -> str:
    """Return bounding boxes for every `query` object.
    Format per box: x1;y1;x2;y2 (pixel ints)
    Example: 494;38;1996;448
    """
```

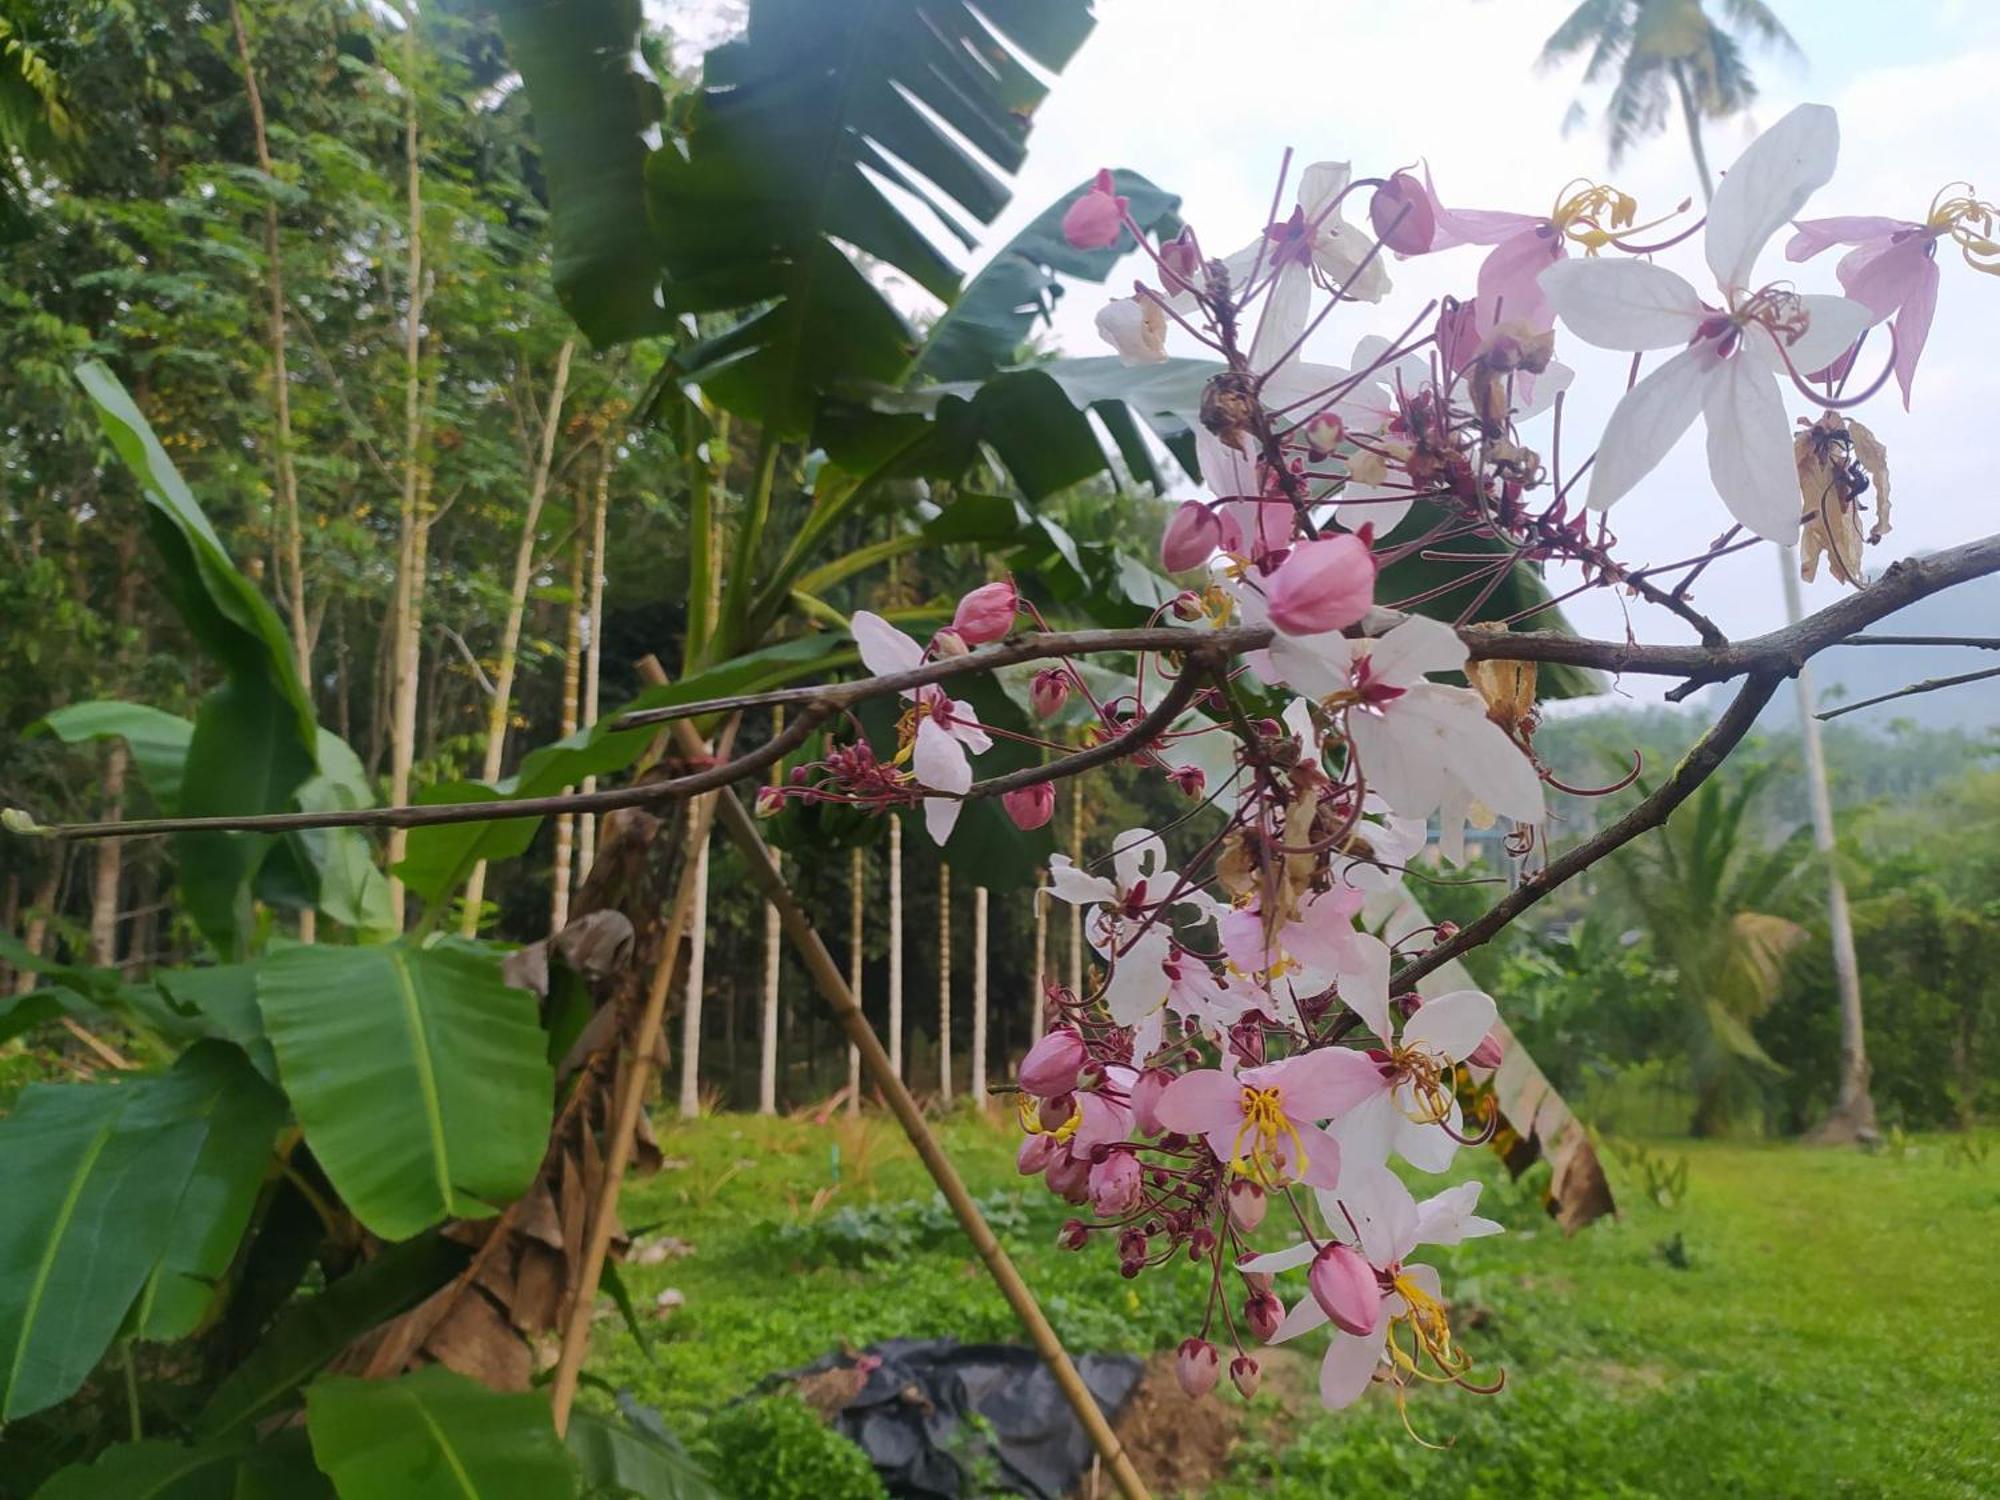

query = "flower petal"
913;717;971;798
1780;295;1873;378
851;609;924;676
923;798;960;846
1365;614;1468;687
1585;347;1708;511
1155;1067;1244;1139
1047;855;1117;907
1540;258;1706;350
1334;932;1394;1042
1889;259;1938;408
1706;103;1839;292
1319;1324;1389;1408
1271;1288;1331;1344
1403;989;1498;1061
1702;353;1800;542
1785;216;1908;263
1267;1046;1385;1124
1250;262;1313;373
1239;1239;1318;1276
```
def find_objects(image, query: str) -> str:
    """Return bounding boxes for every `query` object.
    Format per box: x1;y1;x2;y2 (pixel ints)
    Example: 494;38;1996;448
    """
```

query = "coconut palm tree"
1607;768;1811;1135
1539;0;1800;194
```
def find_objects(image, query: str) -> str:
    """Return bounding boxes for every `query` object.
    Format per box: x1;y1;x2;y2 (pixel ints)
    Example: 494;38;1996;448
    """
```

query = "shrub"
700;1396;886;1500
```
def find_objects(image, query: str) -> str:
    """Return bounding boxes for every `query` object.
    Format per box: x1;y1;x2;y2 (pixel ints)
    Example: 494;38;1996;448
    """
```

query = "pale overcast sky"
656;1;2000;703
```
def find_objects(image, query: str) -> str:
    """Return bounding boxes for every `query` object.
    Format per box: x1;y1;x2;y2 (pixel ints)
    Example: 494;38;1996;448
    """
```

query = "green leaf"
34;701;194;813
0;1079;206;1421
916;169;1181;383
0;991;65;1046
492;0;669;346
293;730;396;939
306;1366;577;1499
132;1042;289;1343
640;0;1098;431
196;1234;469;1441
32;1432;333;1500
256;944;554;1241
567;1405;719;1500
151;965;279;1084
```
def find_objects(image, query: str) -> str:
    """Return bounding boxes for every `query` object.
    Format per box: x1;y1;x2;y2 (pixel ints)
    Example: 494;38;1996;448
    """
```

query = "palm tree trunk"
971;885;988;1107
889;813;904;1079
459;337;576;936
576;454;610;885
385;8;428;931
1677;68;1873;1143
847;846;864;1115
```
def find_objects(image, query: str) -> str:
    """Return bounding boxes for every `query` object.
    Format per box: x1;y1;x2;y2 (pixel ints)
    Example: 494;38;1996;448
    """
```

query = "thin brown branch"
1391;670;1785;991
1816;663;2000;722
1835;633;2000;650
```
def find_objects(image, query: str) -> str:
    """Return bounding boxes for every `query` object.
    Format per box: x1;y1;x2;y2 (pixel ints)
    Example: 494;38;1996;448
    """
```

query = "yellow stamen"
1228;1086;1308;1185
1927;185;2000;275
1548;180;1683;255
1017;1094;1082;1144
1388;1043;1457;1126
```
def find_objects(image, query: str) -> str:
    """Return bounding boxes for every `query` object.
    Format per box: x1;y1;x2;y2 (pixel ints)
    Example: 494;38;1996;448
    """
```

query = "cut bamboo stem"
888;812;904;1079
1031;875;1048;1044
847;846;864;1116
972;885;988;1108
676;830;709;1119
938;868;952;1104
758;706;784;1116
687;750;1150;1500
1068;783;1084;994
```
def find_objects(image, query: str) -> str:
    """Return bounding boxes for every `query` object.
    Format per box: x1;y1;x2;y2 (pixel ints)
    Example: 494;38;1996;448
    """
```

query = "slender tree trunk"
576;454;610;886
90;529;141;966
13;861;63;997
1;873;17;991
676;826;710;1118
550;534;585;933
757;706;784;1115
385;10;428;930
888;813;904;1079
459;337;576;936
1031;875;1048;1043
971;885;988;1107
938;867;952;1103
1672;63;1716;202
848;846;864;1115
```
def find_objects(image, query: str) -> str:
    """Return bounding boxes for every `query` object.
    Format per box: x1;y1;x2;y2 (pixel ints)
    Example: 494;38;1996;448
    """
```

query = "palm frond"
1717;0;1803;58
1539;0;1636;68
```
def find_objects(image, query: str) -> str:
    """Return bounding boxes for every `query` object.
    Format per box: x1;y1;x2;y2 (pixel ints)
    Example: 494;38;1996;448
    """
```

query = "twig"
1391;671;1784;990
1816;664;2000;722
1834;634;2000;650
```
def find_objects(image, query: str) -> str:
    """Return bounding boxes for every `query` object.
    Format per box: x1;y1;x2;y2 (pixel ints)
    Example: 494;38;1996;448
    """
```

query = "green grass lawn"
594;1111;2000;1499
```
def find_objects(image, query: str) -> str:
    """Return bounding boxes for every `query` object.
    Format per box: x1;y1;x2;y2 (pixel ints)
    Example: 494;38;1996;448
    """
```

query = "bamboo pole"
550;534;585;933
576;454;610;886
972;885;988;1108
686;753;1150;1500
1031;875;1048;1044
938;868;952;1103
888;812;904;1079
758;707;784;1116
676;830;709;1119
847;846;864;1116
547;678;727;1435
1067;783;1084;994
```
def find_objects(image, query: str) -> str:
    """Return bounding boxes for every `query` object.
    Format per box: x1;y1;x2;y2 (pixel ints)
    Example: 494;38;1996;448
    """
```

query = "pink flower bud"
1467;1031;1505;1070
1088;1152;1143;1216
1020;1026;1086;1098
1062;168;1128;250
930;626;969;657
754;786;785;818
1160;501;1225;572
1245;1290;1284;1342
1046;1153;1090;1203
1002;782;1057;831
1226;1178;1267;1234
1265;534;1377;637
1176;1338;1221;1398
1170;590;1205;621
1229;1355;1262;1399
1129;1068;1172;1137
1030;668;1070;719
951;579;1018;645
1166;763;1206;799
1058;1218;1089;1251
1309;1243;1380;1337
1302;409;1346;460
1159;226;1202;292
1370;170;1436;255
1017;1133;1057;1176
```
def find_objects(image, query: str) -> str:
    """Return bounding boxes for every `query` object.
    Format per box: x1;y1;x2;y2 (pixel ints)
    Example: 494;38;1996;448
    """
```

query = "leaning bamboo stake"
938;868;952;1103
847;846;864;1116
461;337;577;935
547;685;730;1436
688;755;1150;1500
888;812;904;1079
972;885;988;1107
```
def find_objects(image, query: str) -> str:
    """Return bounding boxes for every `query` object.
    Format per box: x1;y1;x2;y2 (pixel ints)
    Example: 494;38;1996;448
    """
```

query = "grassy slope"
597;1113;2000;1499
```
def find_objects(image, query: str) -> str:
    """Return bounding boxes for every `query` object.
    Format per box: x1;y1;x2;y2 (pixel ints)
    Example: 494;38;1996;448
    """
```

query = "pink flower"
1787;215;1939;407
1370;170;1436;256
1466;1030;1505;1070
1154;1050;1379;1189
1017;1133;1057;1175
1160;501;1229;572
1264;534;1377;637
1019;1027;1086;1098
1308;1243;1379;1337
1029;668;1071;719
852;611;994;845
1062;168;1128;250
1003;782;1057;831
1130;1068;1172;1137
1176;1338;1220;1398
951;579;1018;645
1088;1152;1143;1216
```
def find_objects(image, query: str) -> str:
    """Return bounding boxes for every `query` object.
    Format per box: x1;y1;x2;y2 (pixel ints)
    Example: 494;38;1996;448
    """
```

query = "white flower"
1269;614;1544;829
1539;104;1872;541
1221;161;1392;372
1096;295;1168;364
852;611;992;845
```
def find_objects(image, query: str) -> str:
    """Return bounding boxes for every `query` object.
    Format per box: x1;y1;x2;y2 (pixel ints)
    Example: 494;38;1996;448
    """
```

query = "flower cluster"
762;102;1987;1428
